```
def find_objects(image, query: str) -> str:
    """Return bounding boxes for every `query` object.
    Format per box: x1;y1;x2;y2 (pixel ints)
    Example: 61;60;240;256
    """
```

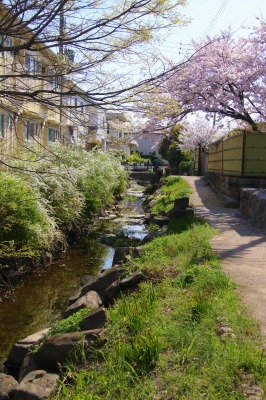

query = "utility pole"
59;1;64;143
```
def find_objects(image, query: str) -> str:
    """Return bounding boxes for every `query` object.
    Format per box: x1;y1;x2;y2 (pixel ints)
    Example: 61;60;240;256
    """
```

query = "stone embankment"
240;188;266;232
1;264;145;400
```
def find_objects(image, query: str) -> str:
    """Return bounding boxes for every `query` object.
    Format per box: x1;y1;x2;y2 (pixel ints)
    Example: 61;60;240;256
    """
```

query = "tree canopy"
178;117;224;151
140;20;266;132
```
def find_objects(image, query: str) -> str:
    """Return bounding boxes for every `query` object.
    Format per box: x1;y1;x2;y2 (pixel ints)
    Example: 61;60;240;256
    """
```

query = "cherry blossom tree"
178;117;224;151
178;116;224;174
141;19;266;132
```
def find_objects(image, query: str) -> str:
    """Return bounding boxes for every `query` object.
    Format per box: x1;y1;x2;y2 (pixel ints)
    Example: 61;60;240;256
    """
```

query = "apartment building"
63;85;92;146
0;5;96;155
0;32;65;151
0;6;134;156
84;110;135;153
106;111;135;154
0;37;112;154
85;107;108;150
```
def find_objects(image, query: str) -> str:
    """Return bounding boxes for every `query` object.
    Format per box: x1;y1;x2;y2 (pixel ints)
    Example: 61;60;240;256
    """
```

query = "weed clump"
48;308;92;336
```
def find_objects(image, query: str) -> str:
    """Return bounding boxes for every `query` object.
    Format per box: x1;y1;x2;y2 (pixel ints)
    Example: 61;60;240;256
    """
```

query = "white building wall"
131;134;164;157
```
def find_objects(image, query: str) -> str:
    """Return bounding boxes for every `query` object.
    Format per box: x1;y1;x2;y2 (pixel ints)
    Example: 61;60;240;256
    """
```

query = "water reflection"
0;241;111;363
101;246;115;270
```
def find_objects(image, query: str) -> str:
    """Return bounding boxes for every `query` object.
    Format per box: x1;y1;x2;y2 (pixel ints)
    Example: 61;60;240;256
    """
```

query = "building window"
74;97;84;113
0;35;4;58
0;112;13;138
6;113;12;132
24;120;39;141
48;128;61;144
0;35;13;58
47;67;60;89
6;36;13;55
25;52;42;74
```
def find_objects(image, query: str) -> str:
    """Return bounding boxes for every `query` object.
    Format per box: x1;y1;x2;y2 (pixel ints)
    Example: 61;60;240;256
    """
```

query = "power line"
160;0;231;57
199;0;230;39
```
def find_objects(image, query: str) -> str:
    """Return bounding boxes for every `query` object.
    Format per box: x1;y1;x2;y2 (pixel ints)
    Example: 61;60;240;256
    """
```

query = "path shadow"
193;178;266;239
212;235;266;263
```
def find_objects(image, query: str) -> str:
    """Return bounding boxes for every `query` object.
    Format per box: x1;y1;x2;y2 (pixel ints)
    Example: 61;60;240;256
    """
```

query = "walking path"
183;176;266;338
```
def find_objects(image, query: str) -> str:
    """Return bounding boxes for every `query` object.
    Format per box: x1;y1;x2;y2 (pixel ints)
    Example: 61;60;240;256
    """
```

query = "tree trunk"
197;145;202;176
245;115;259;131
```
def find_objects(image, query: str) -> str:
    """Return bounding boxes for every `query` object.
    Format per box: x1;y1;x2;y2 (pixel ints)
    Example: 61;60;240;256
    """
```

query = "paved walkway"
183;176;266;338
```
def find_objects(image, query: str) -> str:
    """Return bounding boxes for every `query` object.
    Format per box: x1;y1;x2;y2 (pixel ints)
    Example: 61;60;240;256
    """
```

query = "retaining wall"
207;173;266;200
240;188;266;232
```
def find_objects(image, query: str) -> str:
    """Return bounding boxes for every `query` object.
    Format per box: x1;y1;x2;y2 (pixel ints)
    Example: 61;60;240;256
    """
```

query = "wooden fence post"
222;139;224;175
241;131;246;177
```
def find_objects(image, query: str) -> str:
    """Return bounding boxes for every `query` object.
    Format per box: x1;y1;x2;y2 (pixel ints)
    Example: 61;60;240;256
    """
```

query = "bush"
127;153;147;164
1;145;128;258
179;160;194;175
0;172;61;251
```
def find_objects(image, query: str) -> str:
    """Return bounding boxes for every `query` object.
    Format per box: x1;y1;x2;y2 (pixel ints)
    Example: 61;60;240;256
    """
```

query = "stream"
0;182;148;364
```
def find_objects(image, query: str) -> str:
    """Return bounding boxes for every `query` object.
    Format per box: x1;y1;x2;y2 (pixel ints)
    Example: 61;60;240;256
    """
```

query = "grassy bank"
54;177;266;399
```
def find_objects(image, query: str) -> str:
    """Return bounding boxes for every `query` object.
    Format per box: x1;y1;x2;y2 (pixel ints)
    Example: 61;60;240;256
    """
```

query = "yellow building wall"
0;36;63;153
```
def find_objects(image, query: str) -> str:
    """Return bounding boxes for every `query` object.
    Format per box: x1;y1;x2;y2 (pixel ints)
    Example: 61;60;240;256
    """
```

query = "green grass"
48;308;92;336
126;195;139;201
150;176;192;216
53;177;266;400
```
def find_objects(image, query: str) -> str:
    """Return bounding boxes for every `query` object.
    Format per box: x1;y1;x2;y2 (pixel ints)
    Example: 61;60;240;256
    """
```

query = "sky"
161;0;266;62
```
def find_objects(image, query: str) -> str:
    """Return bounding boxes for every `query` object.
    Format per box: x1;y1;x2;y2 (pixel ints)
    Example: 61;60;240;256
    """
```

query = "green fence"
208;131;266;177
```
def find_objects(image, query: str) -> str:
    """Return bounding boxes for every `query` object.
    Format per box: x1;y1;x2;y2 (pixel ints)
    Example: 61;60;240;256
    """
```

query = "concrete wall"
240;188;266;232
207;173;266;200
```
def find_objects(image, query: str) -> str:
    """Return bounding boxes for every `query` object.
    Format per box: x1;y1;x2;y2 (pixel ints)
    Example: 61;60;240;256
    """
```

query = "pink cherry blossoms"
142;19;266;132
178;117;223;150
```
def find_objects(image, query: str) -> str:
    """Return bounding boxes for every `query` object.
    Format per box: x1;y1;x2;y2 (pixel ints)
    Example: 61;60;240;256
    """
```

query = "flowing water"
0;183;147;364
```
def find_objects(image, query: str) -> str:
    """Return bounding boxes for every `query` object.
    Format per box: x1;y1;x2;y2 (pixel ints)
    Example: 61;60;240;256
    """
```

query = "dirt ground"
183;176;266;338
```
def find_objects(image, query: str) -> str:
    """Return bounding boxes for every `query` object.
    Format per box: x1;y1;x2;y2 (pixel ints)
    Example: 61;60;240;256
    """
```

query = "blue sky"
161;0;265;62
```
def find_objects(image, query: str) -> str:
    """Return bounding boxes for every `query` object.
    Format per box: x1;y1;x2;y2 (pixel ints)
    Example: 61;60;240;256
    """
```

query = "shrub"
0;172;61;251
127;152;146;164
179;160;194;175
1;145;128;258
